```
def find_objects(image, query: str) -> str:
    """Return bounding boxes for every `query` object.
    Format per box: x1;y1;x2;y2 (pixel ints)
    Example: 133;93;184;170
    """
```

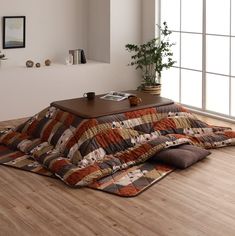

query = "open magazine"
100;91;133;101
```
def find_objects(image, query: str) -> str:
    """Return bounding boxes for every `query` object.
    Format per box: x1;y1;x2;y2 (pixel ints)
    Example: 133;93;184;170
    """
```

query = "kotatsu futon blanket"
0;103;235;188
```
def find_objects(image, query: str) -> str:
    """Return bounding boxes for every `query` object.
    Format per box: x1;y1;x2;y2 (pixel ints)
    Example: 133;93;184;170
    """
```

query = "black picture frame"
3;16;25;49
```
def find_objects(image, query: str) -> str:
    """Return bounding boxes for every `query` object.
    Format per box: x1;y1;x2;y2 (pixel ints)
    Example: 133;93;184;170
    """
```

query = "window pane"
161;67;180;102
181;0;203;33
181;33;202;70
232;0;235;36
161;0;180;31
232;38;235;76
206;0;230;35
170;32;180;67
232;78;235;117
206;74;229;115
181;69;202;108
206;35;230;75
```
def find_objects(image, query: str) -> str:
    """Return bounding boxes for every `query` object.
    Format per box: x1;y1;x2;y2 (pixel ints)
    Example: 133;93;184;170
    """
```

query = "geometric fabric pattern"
89;162;174;197
0;103;235;197
0;145;173;196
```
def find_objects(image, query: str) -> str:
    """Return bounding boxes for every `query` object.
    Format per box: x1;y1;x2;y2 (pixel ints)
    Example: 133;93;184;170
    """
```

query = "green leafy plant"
125;22;176;87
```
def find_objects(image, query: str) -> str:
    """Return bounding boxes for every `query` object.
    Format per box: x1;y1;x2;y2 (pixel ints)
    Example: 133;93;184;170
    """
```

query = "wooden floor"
0;116;235;236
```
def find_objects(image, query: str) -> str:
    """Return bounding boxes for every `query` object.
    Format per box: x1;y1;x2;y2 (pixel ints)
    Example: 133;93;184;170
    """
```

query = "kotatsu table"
1;90;233;197
51;91;174;118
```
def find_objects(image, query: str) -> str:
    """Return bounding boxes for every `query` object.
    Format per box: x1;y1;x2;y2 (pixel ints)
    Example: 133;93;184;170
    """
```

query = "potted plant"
125;22;176;95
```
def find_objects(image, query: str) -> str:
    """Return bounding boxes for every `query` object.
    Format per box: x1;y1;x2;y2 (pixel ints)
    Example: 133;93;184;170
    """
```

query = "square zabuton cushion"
150;144;211;169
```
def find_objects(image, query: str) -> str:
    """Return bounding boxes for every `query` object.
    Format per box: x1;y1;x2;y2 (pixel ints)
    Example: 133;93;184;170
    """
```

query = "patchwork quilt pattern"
0;145;173;196
0;103;235;196
89;162;173;197
0;145;53;176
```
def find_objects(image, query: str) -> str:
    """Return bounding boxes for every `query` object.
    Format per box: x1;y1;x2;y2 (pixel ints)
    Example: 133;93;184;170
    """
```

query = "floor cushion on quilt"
150;144;211;169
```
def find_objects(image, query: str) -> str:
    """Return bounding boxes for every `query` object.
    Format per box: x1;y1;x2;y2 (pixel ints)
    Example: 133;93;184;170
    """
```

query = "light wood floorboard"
0;115;234;236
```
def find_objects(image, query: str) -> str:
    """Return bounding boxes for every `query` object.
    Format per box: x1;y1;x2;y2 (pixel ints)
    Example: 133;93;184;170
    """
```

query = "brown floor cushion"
150;144;211;169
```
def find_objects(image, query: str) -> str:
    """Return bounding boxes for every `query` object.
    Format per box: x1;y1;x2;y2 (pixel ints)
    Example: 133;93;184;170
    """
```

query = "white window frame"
159;0;235;121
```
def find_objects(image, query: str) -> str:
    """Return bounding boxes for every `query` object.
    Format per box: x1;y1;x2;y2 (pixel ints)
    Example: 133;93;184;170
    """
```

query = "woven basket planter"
142;84;161;95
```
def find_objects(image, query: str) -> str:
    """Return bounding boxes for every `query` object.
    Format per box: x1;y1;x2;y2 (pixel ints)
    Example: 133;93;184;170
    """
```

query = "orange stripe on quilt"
41;119;58;141
26;120;40;136
75;119;99;140
54;110;64;121
0;145;8;152
8;151;25;159
63;113;75;127
50;159;70;173
95;129;123;148
224;130;235;138
153;118;176;131
116;143;152;163
65;165;101;186
1;131;19;144
125;108;157;119
64;137;77;151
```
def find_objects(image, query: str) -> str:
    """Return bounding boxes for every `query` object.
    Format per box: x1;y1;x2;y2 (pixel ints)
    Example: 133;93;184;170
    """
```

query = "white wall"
0;0;142;121
142;0;157;42
88;0;110;63
0;63;133;120
111;0;142;63
0;0;88;66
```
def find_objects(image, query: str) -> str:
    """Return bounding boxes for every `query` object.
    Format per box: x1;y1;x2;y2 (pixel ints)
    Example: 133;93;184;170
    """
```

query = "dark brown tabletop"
51;91;174;118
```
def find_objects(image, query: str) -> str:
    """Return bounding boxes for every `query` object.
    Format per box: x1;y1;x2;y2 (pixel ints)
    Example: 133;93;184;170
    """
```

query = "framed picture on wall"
3;16;25;49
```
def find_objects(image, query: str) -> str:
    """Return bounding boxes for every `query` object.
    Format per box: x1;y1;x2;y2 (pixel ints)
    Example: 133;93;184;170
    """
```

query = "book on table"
100;91;133;101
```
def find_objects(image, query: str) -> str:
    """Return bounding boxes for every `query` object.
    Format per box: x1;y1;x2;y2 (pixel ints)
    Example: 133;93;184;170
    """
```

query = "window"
161;0;235;118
